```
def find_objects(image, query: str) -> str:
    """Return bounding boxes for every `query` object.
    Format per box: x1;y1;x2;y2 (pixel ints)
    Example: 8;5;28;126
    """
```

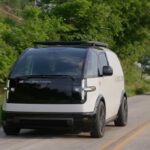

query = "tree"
0;21;17;82
0;0;150;83
2;6;68;54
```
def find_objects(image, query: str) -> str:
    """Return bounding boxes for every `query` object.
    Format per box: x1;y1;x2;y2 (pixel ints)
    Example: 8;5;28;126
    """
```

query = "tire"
114;96;128;126
2;122;20;135
90;101;106;138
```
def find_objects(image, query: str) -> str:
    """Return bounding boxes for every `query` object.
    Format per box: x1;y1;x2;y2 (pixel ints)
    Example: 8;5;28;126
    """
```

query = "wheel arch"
121;90;127;103
94;95;106;114
118;90;128;112
124;93;127;99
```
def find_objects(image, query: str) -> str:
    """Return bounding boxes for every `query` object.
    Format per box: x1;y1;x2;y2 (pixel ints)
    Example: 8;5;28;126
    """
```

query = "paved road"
0;95;150;150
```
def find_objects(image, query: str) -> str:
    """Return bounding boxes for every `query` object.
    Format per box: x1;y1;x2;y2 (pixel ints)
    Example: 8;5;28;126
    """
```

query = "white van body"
2;41;128;138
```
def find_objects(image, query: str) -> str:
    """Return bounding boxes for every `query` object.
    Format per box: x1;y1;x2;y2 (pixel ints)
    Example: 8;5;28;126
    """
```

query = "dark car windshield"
10;47;87;78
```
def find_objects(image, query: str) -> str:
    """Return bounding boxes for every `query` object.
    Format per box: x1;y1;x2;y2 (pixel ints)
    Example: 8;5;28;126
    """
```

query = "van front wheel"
90;101;106;138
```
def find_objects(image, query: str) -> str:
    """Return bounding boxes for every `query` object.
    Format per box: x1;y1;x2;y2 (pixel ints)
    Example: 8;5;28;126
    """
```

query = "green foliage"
0;0;31;9
122;60;150;96
22;5;41;19
0;39;17;82
141;56;150;75
3;6;67;54
0;21;17;82
50;1;116;44
0;0;150;96
0;85;5;123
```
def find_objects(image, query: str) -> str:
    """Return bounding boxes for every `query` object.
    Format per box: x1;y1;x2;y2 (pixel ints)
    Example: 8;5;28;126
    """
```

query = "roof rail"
33;41;108;48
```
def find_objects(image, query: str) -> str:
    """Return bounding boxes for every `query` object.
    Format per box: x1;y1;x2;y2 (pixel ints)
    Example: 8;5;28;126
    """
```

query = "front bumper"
1;111;96;131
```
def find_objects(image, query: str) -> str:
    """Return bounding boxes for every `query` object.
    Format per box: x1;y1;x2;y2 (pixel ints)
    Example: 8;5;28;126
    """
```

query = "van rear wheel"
2;122;20;135
114;96;128;126
90;101;106;138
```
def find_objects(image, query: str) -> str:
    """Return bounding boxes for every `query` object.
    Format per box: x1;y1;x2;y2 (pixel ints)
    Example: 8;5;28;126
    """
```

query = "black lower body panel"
2;112;96;131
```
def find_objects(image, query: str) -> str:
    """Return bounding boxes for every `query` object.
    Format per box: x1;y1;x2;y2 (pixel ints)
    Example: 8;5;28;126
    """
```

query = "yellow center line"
97;120;150;150
97;131;131;150
112;123;150;150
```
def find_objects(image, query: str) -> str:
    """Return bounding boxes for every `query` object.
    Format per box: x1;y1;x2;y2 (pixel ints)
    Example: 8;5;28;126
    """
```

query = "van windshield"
10;47;87;78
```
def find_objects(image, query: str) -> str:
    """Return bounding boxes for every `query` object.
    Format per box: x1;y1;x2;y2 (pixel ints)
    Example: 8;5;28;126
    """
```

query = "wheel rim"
99;106;105;133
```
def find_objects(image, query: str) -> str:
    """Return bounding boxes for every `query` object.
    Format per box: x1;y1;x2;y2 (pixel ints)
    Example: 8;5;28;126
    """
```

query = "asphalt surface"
0;95;150;150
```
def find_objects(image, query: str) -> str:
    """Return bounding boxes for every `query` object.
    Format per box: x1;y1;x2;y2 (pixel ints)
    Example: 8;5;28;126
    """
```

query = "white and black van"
2;41;128;138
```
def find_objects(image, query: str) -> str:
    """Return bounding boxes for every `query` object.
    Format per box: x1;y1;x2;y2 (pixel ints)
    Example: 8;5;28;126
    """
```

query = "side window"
98;53;108;75
84;51;98;78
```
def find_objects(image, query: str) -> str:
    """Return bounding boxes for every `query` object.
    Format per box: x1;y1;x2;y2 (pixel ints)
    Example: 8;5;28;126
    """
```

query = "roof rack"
33;41;108;48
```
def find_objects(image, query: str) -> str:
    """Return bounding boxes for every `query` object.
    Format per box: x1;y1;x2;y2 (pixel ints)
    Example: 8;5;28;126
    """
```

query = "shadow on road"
4;124;117;139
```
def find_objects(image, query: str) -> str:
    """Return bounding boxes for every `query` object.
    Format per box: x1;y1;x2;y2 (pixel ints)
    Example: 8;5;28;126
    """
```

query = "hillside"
0;0;149;95
0;5;22;22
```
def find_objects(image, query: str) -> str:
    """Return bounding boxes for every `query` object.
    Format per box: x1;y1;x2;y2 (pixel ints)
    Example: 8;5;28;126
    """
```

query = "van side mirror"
103;66;113;76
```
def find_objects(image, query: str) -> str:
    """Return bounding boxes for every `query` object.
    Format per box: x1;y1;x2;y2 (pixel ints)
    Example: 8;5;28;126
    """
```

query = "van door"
98;52;116;119
105;52;124;115
83;50;100;112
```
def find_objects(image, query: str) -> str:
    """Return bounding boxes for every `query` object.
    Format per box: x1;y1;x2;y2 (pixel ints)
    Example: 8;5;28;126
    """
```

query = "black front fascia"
7;77;82;104
2;111;96;131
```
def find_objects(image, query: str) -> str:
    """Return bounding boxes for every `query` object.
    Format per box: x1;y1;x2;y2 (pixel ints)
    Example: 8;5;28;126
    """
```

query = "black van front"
7;47;87;104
